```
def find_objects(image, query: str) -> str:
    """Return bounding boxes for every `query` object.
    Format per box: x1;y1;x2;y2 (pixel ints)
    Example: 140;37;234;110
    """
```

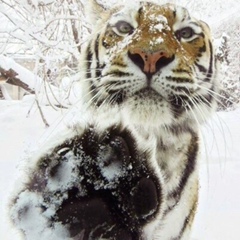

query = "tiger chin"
10;1;219;240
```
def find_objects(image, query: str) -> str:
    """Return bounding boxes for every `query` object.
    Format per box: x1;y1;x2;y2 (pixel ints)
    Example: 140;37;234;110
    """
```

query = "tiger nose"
128;48;174;77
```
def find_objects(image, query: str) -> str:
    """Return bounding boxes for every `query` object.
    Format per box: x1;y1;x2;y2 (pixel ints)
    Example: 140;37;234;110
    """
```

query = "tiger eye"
176;27;194;40
115;21;134;34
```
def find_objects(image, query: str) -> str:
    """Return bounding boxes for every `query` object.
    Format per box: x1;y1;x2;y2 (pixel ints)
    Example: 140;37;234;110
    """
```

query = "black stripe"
173;10;176;18
169;95;187;118
103;71;133;78
112;63;128;68
195;62;207;73
198;42;206;53
86;43;92;80
94;35;100;63
207;40;213;77
172;204;196;240
166;76;192;83
138;6;143;16
86;43;98;101
172;69;190;74
204;40;214;82
189;22;200;27
164;133;198;215
94;34;102;78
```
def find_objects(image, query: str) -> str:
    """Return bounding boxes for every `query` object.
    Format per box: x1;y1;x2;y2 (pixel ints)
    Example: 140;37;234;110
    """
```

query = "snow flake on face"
149;14;170;33
149;14;168;24
149;37;164;47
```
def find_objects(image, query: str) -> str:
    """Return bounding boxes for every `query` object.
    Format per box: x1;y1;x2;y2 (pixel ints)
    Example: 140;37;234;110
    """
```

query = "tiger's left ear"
85;0;109;26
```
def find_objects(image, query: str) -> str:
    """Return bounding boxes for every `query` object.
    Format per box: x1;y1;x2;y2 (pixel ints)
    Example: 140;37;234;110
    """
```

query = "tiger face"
81;1;219;128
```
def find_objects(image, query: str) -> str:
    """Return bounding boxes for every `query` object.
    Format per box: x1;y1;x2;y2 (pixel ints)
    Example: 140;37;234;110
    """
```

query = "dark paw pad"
57;197;112;237
133;178;159;219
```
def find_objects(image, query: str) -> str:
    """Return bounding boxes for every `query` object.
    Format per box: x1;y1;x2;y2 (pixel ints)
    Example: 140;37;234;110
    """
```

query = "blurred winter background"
0;0;239;239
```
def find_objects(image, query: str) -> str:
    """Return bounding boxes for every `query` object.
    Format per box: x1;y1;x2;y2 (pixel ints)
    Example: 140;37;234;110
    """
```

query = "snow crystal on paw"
96;135;132;184
11;190;49;237
100;158;122;181
10;190;70;240
46;151;79;192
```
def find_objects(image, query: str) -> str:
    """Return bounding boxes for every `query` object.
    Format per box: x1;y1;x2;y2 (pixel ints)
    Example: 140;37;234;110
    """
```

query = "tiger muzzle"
128;48;175;79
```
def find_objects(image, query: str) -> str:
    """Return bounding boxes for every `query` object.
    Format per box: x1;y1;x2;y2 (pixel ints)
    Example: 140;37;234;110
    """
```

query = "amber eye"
115;21;134;34
176;27;194;40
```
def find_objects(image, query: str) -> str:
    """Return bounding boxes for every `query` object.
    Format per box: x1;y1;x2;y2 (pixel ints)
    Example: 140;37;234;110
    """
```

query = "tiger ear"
86;0;109;26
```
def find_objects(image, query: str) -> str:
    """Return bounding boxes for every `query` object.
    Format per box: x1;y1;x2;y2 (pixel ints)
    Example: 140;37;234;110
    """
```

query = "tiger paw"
10;125;162;239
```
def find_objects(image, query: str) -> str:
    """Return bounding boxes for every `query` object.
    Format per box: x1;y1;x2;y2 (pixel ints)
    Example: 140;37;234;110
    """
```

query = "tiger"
10;1;219;240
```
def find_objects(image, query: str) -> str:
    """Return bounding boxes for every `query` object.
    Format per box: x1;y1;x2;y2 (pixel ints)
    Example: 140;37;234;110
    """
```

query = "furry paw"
10;125;162;239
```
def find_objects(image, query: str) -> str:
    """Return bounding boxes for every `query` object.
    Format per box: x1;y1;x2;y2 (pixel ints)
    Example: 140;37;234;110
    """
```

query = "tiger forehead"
137;3;176;29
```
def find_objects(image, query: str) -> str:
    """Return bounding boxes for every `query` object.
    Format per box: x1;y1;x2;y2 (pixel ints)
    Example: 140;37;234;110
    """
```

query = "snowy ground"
0;100;240;240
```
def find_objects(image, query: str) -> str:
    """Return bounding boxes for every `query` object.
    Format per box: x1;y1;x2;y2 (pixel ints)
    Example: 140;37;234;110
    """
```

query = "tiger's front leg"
10;124;163;240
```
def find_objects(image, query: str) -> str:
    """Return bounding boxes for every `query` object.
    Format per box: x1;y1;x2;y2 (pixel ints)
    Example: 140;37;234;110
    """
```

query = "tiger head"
80;0;219;128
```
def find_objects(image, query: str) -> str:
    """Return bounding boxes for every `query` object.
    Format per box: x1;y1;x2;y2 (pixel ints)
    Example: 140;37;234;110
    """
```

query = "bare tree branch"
35;97;50;128
0;67;35;94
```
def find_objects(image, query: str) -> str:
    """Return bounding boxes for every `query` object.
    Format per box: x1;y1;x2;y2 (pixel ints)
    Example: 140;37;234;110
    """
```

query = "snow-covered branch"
0;55;40;93
0;0;88;86
0;55;81;107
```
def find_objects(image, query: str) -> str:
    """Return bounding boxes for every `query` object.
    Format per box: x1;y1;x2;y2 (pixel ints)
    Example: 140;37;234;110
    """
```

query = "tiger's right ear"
86;0;109;26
